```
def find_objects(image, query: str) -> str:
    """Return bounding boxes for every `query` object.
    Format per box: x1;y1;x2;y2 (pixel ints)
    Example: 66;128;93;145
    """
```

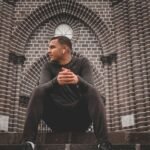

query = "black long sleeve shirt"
39;56;94;107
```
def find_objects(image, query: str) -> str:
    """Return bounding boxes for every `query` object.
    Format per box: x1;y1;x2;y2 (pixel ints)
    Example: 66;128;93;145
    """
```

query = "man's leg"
83;87;113;150
22;86;47;143
83;87;109;143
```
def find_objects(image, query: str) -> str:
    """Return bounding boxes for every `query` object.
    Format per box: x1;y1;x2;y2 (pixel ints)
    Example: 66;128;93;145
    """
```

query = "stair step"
0;132;150;144
0;144;150;150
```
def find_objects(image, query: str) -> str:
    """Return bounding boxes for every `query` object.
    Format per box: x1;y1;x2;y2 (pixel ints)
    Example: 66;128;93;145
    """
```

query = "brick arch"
20;52;104;132
12;0;116;132
11;0;115;55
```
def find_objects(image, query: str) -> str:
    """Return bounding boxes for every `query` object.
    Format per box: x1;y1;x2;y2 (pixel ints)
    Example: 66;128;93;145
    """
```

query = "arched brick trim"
10;0;115;132
20;54;49;98
46;14;81;43
11;0;115;55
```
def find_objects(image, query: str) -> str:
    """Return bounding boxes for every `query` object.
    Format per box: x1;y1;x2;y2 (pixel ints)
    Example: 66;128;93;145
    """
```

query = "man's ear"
63;45;69;53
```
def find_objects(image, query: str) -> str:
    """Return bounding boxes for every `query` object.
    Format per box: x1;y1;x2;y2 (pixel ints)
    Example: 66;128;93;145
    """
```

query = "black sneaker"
22;142;34;150
97;141;112;150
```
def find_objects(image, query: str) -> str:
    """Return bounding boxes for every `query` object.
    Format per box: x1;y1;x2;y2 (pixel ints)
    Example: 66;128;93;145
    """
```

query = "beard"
50;57;60;64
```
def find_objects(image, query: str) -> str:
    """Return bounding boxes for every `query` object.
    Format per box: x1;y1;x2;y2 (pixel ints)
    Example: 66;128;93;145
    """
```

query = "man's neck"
59;54;72;65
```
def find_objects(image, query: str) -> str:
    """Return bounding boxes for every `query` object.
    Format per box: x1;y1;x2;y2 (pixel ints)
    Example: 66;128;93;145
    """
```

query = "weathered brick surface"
0;0;149;133
108;0;150;132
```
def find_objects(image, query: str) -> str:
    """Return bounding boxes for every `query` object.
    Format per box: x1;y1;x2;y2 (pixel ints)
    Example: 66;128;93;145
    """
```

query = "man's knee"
32;86;47;97
86;86;98;95
86;86;106;104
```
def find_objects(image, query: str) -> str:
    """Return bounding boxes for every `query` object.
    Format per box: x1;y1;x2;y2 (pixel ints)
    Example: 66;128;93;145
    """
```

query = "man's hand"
57;67;79;85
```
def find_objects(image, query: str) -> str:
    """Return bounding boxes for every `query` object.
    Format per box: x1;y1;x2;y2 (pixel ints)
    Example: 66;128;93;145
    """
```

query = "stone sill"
0;132;150;144
0;144;150;150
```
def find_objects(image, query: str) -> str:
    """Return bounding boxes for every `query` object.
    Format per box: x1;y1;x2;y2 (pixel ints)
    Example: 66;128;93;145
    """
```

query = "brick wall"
0;0;149;132
18;15;105;131
107;0;150;131
0;0;19;131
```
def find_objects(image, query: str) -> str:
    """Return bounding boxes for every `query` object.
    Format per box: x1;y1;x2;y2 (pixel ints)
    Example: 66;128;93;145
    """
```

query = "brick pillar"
101;54;117;131
105;64;114;131
0;0;15;131
135;0;150;130
112;0;150;131
127;0;150;131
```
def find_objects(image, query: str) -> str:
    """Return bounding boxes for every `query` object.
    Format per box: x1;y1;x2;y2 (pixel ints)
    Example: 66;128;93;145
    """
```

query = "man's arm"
56;57;94;90
39;63;58;89
49;57;94;91
77;57;94;91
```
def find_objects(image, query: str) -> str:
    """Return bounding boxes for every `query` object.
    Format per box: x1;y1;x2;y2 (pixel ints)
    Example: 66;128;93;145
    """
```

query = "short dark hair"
50;36;72;51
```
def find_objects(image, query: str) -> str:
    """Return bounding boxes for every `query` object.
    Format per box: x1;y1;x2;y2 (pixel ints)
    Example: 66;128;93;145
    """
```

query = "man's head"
48;36;72;62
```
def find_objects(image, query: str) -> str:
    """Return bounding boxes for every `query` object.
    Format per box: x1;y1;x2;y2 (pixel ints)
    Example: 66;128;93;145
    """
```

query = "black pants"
22;86;108;143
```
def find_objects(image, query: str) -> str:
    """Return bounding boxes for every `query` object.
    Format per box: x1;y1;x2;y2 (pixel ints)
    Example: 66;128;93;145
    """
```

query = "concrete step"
0;132;150;144
0;144;150;150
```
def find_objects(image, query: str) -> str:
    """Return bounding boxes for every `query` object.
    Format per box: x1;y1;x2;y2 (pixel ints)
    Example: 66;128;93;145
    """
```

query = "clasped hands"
57;67;79;85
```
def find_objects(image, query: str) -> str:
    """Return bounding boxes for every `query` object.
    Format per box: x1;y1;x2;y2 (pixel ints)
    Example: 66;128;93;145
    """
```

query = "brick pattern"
77;0;113;31
14;0;113;32
10;0;110;132
0;0;149;133
107;0;150;131
11;0;114;55
0;1;21;132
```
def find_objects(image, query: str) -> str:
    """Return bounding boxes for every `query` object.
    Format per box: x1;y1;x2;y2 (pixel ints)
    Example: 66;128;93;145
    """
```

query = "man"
22;36;112;150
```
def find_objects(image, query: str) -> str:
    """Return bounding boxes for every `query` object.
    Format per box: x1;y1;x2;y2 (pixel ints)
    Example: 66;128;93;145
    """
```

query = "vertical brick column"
112;0;150;131
112;0;136;131
101;54;117;131
0;0;15;131
105;64;114;131
136;0;150;130
127;0;150;131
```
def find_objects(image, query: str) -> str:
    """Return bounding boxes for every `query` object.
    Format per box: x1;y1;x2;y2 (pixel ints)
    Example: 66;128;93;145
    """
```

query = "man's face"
48;39;64;61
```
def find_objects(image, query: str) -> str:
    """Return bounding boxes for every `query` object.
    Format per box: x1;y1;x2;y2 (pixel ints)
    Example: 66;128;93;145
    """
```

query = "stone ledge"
0;144;150;150
0;132;150;144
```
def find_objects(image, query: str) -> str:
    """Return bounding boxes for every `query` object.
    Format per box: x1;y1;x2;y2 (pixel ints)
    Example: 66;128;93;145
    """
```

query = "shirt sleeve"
78;57;94;91
39;63;58;90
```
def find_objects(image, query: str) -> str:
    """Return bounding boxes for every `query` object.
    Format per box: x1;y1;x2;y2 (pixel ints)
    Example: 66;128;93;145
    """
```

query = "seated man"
22;36;112;150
